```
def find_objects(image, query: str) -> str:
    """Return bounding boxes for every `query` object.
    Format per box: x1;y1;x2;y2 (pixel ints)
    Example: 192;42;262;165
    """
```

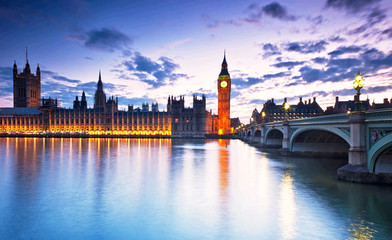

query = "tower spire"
24;47;31;73
220;51;229;75
97;70;103;91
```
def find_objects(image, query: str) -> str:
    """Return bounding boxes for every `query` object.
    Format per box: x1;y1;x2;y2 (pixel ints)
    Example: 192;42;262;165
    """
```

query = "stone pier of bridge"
238;109;392;184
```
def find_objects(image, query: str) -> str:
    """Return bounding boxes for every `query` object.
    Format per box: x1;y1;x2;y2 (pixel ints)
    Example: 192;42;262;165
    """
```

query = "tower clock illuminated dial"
220;80;228;88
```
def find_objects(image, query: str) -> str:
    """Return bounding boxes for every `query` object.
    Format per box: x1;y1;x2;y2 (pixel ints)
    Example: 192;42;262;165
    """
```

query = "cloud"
285;40;328;54
133;53;161;73
312;57;328;64
245;2;297;23
261;2;297;21
122;52;188;88
262;43;281;57
347;8;386;35
327;58;362;69
326;0;381;12
0;67;13;100
69;28;132;52
329;35;346;42
232;77;264;89
381;28;392;38
364;85;392;94
42;70;81;84
272;61;305;69
328;45;362;57
308;15;323;25
263;71;290;79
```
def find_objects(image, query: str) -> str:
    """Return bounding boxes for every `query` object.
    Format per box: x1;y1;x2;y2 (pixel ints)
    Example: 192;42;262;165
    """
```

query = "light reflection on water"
0;138;391;240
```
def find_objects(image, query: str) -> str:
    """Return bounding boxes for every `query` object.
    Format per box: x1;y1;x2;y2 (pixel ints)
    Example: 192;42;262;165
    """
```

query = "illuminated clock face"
220;81;228;88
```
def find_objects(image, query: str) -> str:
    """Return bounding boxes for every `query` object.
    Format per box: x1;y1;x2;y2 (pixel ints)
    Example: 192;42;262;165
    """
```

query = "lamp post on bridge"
353;72;365;111
283;101;290;121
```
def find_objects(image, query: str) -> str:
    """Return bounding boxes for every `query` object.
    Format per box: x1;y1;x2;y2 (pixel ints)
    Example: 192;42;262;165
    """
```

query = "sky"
0;0;391;123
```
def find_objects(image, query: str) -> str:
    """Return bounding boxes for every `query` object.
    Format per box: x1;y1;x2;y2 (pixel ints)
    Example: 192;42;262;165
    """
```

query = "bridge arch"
265;128;283;147
254;129;261;137
368;133;392;173
290;127;350;153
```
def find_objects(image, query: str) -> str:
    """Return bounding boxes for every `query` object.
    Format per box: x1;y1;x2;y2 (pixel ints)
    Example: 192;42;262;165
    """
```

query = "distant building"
13;51;41;108
324;96;371;114
259;97;323;123
2;56;218;137
168;95;213;137
371;98;392;110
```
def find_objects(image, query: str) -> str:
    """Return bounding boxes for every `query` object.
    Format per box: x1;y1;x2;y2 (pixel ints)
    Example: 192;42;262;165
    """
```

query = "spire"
222;49;227;66
97;70;103;90
24;47;30;73
13;60;17;75
219;50;229;75
82;91;86;97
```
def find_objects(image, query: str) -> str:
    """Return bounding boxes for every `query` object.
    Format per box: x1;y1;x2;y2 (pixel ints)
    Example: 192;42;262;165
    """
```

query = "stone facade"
257;97;323;123
2;69;215;137
217;54;231;135
13;57;41;108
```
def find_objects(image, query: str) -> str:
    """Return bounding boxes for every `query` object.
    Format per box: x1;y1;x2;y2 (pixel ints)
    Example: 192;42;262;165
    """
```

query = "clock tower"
217;53;231;135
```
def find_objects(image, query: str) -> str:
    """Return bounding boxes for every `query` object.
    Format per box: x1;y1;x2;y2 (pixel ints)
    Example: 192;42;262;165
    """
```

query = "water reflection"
279;170;297;239
349;219;376;240
0;138;391;240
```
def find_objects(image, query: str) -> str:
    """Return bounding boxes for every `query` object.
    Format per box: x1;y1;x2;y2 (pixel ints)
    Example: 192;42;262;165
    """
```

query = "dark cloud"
263;71;289;79
328;45;362;57
0;67;13;100
381;28;392;38
312;57;328;64
285;40;328;54
69;28;132;52
245;2;296;23
42;70;81;84
249;99;266;105
364;85;392;94
272;61;305;69
296;45;392;84
327;58;362;69
365;53;392;71
261;2;297;21
347;8;386;35
308;15;323;25
326;0;381;12
122;52;187;88
134;53;161;73
262;43;281;57
232;77;264;89
84;28;131;52
329;35;346;42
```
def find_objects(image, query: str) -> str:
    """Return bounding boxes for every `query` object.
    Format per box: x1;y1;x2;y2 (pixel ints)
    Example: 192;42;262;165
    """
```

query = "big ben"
218;53;231;135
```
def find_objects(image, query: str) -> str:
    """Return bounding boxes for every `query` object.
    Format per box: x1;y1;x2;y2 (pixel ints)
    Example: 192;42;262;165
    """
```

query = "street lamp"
283;101;290;121
261;111;266;123
353;72;365;111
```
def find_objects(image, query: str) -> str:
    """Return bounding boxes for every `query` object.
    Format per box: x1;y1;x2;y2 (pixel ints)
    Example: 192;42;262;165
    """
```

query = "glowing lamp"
353;72;365;111
284;102;290;111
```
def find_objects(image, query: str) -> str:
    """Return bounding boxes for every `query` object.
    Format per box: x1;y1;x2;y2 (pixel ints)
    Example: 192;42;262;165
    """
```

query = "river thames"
0;138;391;239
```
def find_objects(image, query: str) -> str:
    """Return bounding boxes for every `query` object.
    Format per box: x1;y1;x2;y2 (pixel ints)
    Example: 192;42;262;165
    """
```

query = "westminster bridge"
238;109;392;183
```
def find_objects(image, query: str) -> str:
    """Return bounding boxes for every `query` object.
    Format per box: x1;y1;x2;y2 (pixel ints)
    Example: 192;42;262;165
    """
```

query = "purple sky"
1;0;391;122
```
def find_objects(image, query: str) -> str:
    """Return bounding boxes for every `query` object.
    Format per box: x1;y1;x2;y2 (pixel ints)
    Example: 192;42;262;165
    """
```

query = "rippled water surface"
0;138;391;240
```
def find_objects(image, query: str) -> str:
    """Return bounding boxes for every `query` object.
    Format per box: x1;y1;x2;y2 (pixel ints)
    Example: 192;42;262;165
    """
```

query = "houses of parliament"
0;53;236;137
